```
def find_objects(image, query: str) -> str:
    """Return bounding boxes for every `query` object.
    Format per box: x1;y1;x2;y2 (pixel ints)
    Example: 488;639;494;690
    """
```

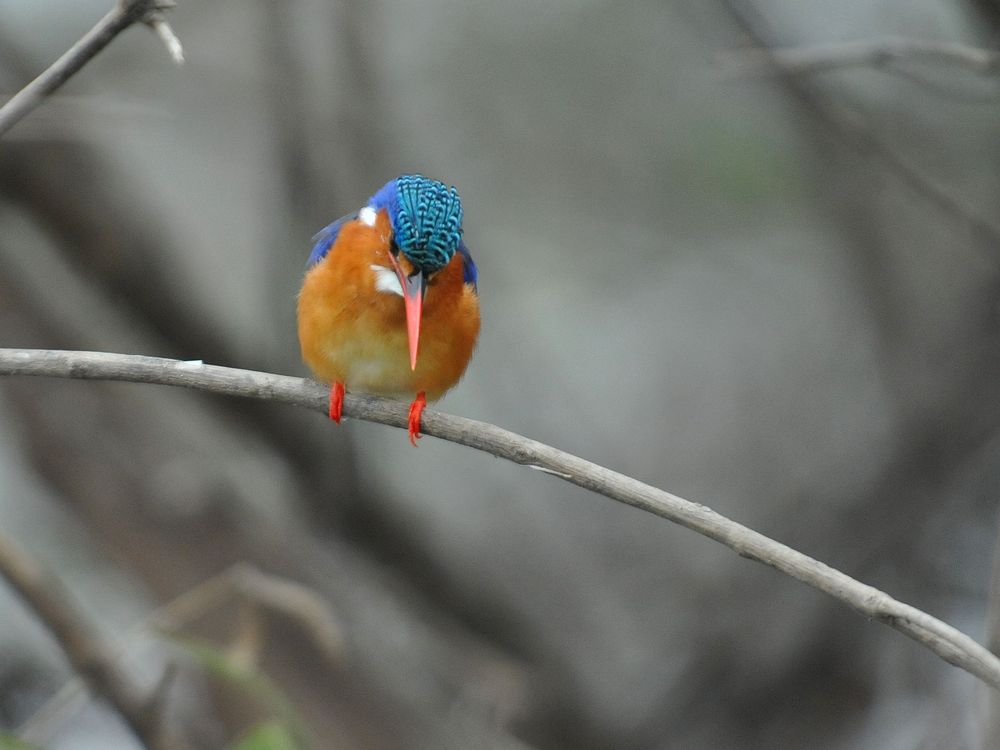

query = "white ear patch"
359;206;377;227
370;264;404;296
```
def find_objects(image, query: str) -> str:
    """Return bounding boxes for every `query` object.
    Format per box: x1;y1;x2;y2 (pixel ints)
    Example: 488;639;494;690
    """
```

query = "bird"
297;174;480;445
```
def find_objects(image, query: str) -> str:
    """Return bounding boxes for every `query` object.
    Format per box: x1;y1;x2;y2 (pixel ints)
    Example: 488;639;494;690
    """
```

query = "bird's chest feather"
297;245;479;398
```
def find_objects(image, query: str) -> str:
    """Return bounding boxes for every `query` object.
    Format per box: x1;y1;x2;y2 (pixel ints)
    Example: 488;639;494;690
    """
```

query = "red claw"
407;391;427;446
328;382;345;423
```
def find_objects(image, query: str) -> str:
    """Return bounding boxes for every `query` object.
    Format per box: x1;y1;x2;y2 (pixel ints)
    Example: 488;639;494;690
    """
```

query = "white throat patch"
370;264;404;296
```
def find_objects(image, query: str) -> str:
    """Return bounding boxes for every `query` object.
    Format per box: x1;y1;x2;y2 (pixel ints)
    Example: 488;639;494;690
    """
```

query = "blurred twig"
18;562;344;744
0;0;182;138
0;530;184;750
719;0;1000;253
1;348;999;693
721;36;1000;76
151;563;346;664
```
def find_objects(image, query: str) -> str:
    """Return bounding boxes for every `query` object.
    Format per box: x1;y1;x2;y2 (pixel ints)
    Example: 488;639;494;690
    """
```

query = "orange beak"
387;251;425;370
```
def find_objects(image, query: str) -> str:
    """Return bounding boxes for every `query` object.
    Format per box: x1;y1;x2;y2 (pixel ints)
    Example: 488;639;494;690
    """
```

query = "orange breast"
297;210;480;401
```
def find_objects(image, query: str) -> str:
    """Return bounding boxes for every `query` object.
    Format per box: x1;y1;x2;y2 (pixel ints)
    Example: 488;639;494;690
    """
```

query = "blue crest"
371;174;464;274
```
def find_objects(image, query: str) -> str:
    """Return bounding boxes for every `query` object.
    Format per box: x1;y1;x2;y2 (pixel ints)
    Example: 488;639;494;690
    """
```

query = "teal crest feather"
392;174;464;273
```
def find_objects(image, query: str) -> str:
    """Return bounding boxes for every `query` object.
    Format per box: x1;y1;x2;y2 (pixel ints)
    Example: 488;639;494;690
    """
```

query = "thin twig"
149;563;346;666
148;12;184;65
721;36;1000;77
0;528;183;749
1;348;998;692
225;564;346;664
0;0;182;138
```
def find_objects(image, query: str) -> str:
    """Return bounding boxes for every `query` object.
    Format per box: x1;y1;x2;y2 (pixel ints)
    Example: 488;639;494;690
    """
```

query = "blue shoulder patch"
458;241;478;292
307;213;355;268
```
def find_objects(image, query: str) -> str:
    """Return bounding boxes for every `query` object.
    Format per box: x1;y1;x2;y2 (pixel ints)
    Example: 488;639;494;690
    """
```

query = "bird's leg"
407;391;427;446
328;381;345;423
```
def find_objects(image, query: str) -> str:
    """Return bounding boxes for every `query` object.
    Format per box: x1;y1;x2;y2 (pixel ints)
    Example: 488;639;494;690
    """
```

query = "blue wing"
306;213;356;268
458;241;478;292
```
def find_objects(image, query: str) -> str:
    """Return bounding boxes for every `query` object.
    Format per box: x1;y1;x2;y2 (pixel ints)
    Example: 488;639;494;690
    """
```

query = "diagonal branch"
1;347;998;692
0;0;182;139
0;528;184;749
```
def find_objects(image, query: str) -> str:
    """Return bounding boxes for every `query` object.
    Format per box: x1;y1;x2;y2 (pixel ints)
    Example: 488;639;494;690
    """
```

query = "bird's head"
374;174;464;274
368;174;465;370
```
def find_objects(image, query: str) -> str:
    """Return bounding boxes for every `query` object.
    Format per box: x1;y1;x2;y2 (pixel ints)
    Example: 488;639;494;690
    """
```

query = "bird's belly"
317;322;474;400
331;342;413;397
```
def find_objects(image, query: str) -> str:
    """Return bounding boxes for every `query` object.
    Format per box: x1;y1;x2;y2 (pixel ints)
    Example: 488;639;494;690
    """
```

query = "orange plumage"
298;207;479;406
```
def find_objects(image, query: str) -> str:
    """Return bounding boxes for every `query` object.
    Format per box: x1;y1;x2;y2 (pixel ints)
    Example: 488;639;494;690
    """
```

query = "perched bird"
297;174;480;445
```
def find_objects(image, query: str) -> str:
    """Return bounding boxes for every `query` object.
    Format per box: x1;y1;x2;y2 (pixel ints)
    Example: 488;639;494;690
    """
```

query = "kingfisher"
297;174;480;445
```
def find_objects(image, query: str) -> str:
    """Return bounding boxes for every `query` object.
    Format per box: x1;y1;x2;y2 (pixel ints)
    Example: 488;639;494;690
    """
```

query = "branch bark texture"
0;348;998;692
0;0;181;138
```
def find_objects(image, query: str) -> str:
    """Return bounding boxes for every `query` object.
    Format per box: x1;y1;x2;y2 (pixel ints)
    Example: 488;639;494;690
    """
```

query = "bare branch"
1;348;998;693
722;36;1000;77
0;529;184;749
0;0;182;138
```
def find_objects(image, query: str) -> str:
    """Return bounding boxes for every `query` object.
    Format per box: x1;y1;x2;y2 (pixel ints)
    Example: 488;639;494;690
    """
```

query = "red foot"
407;391;427;446
328;382;345;423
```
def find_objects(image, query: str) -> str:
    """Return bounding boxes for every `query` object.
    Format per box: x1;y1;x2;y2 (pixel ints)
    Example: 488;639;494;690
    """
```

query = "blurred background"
2;0;1000;748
